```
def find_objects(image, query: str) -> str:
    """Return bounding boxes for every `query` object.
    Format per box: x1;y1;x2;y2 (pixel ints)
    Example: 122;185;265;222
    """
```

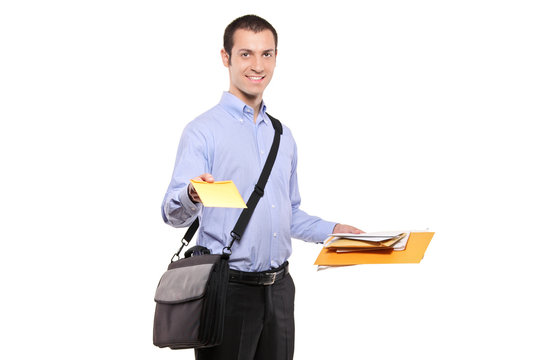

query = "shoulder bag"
153;115;283;349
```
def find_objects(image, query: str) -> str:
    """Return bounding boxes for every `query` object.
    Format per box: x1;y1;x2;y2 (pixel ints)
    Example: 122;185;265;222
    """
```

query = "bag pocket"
153;261;215;348
154;263;214;304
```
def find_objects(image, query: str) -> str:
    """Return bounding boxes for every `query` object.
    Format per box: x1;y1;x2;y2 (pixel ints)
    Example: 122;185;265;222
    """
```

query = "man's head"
223;15;278;65
221;15;278;107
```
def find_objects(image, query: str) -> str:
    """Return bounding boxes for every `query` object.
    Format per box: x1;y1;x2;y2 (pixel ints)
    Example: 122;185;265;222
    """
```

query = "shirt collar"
219;92;268;125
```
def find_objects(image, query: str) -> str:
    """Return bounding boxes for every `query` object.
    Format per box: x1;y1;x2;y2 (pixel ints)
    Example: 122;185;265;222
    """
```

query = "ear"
221;48;230;67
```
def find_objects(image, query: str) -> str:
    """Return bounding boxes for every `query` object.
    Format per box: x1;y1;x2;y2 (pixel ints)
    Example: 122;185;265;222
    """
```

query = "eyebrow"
237;48;275;53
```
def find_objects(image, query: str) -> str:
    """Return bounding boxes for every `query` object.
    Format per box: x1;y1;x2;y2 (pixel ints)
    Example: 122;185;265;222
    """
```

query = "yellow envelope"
190;180;247;208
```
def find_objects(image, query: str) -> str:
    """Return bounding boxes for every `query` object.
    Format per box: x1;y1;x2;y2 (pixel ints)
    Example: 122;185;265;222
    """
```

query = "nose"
251;54;264;73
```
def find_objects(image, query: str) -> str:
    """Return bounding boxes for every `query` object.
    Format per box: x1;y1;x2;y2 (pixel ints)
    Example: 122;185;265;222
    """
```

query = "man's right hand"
188;173;215;203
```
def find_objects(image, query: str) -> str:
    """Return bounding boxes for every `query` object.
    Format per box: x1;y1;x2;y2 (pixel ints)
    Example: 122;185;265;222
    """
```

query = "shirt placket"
256;119;280;269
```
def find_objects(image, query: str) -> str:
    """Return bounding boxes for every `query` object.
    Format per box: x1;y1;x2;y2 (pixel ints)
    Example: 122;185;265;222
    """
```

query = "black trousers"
195;272;295;360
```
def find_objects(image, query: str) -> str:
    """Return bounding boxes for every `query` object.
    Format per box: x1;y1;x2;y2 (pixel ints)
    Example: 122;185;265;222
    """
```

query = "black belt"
229;262;289;286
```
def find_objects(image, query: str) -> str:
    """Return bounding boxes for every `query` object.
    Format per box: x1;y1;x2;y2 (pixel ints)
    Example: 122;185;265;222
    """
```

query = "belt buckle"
264;272;277;285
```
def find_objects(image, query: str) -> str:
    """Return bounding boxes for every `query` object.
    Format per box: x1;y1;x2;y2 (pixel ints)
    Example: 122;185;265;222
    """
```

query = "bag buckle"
222;246;232;257
253;185;264;197
170;238;189;263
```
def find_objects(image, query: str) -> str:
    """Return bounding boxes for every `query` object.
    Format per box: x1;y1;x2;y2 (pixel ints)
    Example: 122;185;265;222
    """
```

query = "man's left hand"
333;223;365;234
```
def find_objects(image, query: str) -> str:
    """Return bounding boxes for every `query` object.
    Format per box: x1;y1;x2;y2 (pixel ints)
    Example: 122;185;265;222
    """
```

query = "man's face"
221;29;277;104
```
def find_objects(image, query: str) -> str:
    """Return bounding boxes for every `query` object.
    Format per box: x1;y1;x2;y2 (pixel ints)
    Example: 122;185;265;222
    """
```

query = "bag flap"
154;263;214;304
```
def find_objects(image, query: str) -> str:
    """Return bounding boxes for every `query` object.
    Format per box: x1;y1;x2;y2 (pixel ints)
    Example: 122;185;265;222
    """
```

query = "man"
162;15;363;360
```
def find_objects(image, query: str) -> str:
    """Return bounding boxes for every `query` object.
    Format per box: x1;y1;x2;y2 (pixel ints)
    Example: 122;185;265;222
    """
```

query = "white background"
1;1;534;359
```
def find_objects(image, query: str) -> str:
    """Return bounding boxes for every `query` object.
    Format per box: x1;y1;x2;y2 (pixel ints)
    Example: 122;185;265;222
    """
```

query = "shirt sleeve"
288;141;337;243
161;121;210;227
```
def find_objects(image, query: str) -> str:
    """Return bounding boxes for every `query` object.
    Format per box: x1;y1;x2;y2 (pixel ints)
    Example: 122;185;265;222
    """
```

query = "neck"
229;89;263;123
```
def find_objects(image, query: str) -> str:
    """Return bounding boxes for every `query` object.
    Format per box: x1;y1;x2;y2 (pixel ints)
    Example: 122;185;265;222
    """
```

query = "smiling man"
221;27;276;122
162;15;362;360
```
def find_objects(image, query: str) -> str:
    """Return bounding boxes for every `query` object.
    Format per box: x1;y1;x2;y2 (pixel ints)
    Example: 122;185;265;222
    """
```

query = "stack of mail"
324;231;410;252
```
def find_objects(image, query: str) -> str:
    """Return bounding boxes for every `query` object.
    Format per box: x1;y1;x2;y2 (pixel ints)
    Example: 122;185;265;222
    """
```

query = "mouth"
246;75;265;82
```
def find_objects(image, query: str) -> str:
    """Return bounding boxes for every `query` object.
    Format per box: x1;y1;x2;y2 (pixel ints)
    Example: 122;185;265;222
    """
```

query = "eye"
241;52;250;57
263;52;273;58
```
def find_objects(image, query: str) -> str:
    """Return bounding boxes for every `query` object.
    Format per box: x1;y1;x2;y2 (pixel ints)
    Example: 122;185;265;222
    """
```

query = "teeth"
248;76;263;80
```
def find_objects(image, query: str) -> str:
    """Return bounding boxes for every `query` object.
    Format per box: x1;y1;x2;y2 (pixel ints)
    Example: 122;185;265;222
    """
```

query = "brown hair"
223;15;278;63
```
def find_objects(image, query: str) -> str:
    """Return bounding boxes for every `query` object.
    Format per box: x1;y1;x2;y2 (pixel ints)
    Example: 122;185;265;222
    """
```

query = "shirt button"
273;233;277;237
260;150;265;155
272;204;276;208
191;207;196;211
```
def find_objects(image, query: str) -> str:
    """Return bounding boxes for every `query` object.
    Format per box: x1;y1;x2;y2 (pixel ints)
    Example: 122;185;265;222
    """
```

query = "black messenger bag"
153;248;229;349
153;115;283;349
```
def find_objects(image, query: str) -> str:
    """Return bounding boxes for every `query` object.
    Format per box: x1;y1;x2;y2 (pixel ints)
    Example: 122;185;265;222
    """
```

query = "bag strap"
225;114;282;253
171;114;283;262
171;218;199;262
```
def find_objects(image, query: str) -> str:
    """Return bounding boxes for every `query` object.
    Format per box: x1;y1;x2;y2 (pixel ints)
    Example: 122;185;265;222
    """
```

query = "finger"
199;173;215;183
191;173;214;182
349;227;364;234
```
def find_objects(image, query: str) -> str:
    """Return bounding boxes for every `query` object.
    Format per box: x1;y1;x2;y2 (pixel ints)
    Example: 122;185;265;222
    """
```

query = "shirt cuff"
316;220;338;244
178;186;202;215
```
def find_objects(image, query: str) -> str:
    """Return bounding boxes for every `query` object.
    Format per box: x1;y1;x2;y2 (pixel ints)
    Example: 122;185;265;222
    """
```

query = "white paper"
324;231;411;251
328;231;406;242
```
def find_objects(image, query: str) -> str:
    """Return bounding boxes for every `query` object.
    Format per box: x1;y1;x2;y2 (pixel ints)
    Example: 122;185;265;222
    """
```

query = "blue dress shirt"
162;92;336;272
